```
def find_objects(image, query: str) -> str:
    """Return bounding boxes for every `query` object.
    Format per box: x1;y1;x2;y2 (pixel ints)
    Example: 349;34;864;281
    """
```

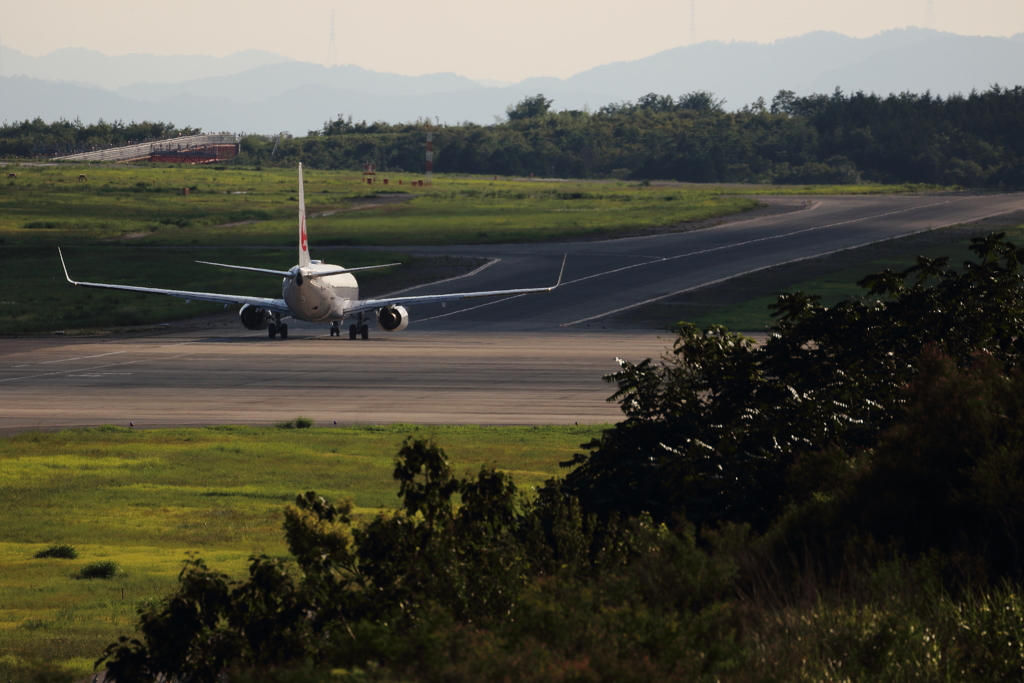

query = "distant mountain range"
1;28;1023;134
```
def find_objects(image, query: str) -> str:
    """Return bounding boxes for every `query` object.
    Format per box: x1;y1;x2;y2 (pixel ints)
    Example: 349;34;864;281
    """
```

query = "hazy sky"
4;1;1024;82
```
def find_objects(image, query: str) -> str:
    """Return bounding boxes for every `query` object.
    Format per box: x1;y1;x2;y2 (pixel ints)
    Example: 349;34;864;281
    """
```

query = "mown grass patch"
313;181;761;246
0;165;766;248
0;423;602;680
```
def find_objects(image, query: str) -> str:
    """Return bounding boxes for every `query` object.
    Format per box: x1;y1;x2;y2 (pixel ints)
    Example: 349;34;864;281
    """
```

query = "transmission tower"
689;0;696;46
925;0;936;30
327;10;338;67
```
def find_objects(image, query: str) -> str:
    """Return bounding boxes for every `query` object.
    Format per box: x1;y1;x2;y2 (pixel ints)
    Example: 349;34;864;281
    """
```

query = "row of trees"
0;118;201;157
5;86;1024;186
236;86;1024;187
101;233;1024;681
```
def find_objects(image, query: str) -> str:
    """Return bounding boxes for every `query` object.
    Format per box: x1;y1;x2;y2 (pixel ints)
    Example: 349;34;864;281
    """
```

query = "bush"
34;544;78;559
76;560;121;579
276;417;314;429
562;233;1024;532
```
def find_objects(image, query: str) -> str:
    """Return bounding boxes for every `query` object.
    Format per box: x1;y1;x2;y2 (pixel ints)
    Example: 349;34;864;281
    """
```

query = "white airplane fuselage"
281;261;359;323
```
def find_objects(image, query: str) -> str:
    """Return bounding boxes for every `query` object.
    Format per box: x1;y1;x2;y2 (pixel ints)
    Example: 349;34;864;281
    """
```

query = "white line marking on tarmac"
39;351;126;364
561;203;1024;327
0;353;191;383
378;258;501;297
1;360;144;382
557;197;971;290
417;197;973;324
417;293;528;322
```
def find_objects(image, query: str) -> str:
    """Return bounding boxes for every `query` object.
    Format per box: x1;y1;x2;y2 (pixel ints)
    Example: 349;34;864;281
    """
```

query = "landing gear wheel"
330;323;340;337
349;324;357;340
360;324;369;340
268;323;277;339
279;324;288;339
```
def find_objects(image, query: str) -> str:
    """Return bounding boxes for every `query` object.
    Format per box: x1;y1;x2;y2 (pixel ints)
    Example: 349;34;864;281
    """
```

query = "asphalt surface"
3;192;1023;431
0;330;669;431
394;193;1024;331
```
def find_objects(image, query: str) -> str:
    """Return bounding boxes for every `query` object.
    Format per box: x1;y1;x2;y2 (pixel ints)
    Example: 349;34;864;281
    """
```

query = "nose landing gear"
330;321;341;337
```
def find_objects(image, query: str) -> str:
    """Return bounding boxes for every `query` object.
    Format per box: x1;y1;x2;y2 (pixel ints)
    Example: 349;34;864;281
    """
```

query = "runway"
0;330;670;431
2;191;1023;431
394;193;1024;331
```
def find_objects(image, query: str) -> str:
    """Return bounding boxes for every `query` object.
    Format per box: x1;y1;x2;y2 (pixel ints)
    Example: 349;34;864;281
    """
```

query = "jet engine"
239;304;272;330
376;305;410;332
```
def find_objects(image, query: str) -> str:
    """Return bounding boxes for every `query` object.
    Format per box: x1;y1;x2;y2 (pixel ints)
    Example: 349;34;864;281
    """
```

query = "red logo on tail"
300;218;308;252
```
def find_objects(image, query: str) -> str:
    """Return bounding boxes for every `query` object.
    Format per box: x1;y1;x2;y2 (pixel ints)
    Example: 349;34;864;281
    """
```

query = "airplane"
59;163;565;340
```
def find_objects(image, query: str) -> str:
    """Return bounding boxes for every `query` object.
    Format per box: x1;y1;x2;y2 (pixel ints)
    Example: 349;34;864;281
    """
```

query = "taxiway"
3;192;1023;431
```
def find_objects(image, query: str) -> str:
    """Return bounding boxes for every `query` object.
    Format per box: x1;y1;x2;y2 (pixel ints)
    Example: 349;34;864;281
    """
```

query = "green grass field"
0;423;604;680
0;165;764;248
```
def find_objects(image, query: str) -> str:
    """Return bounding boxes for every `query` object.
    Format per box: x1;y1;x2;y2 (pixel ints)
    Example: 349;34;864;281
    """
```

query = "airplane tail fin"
298;163;311;268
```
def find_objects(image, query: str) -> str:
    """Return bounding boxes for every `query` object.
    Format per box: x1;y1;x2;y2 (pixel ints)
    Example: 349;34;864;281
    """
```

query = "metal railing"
53;134;239;163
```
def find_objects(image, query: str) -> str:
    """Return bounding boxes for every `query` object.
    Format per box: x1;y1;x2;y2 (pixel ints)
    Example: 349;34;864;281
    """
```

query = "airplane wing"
59;249;291;315
344;255;566;316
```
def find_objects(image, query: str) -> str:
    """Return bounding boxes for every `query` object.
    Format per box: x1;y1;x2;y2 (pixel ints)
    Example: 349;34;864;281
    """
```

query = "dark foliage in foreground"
99;233;1024;681
100;439;742;682
564;232;1024;534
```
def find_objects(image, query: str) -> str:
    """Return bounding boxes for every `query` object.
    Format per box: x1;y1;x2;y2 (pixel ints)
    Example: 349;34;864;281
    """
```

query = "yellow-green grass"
683;225;1024;332
3;164;762;248
314;181;760;246
0;164;947;247
0;423;603;679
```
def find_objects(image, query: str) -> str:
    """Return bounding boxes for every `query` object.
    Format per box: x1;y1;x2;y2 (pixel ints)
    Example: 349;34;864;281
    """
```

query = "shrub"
76;560;121;579
277;417;314;429
34;544;78;559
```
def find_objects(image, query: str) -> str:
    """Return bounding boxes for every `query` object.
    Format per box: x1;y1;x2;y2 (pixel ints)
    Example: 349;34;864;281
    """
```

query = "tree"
561;233;1024;530
506;94;553;121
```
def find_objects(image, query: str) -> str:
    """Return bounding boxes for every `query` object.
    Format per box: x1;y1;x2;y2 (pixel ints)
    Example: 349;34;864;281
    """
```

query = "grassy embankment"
0;423;601;679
